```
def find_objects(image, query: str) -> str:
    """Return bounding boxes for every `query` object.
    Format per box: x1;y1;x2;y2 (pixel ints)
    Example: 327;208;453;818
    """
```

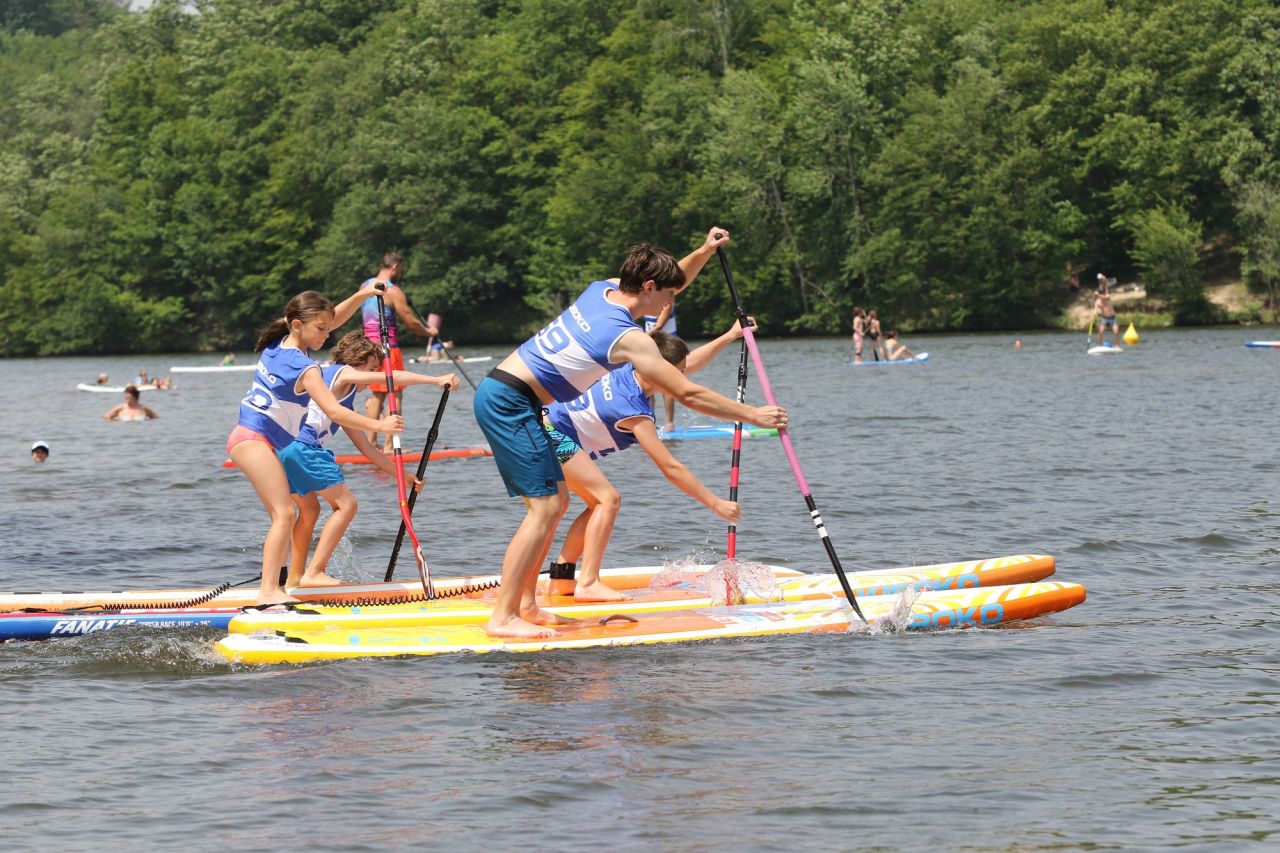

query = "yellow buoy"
1123;322;1139;345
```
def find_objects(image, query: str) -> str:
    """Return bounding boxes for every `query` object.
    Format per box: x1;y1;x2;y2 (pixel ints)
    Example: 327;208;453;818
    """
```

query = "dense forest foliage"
1;0;1277;355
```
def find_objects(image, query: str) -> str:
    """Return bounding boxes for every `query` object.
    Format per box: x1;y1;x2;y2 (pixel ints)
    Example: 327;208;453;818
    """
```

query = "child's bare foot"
573;580;629;602
485;615;558;639
298;572;343;587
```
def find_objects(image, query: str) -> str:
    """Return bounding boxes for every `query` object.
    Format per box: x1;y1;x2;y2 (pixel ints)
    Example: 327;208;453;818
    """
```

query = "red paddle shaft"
375;290;435;598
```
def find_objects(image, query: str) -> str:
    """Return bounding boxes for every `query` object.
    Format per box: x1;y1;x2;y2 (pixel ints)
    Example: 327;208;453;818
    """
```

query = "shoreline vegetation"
2;1;1279;357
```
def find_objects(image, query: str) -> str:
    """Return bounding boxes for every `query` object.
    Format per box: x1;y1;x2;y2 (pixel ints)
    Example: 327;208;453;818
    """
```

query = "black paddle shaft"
385;386;450;581
712;235;866;623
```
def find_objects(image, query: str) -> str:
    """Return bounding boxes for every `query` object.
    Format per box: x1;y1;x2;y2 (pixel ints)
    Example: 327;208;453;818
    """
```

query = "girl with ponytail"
228;285;406;608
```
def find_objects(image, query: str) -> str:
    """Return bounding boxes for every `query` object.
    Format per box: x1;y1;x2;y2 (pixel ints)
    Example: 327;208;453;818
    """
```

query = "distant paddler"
884;330;917;361
471;227;787;639
1094;274;1120;347
543;321;753;602
358;252;440;444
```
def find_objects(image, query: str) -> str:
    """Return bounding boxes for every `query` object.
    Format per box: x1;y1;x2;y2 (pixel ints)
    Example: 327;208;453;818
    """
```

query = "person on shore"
543;322;752;602
280;331;459;588
1095;274;1120;347
228;287;404;608
884;330;917;361
643;301;678;431
851;307;867;363
31;441;49;463
359;253;439;444
104;385;159;421
867;310;887;361
471;228;787;639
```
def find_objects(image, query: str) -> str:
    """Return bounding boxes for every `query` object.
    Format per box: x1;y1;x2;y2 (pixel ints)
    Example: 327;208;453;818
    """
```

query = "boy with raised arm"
472;228;788;638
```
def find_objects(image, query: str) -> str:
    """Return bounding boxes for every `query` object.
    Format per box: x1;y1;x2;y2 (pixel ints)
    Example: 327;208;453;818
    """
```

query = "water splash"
649;555;782;605
850;585;922;635
705;559;783;606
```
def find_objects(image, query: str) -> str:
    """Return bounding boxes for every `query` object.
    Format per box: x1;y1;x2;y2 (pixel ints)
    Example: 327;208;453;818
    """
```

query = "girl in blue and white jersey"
279;331;459;588
227;288;406;608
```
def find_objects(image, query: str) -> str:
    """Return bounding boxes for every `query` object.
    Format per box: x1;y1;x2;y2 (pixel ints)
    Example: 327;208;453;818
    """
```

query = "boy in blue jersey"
473;228;788;638
544;321;752;601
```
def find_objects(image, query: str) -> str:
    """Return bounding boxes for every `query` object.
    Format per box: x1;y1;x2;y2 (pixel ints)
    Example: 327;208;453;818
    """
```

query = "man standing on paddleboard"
473;228;788;639
359;252;439;445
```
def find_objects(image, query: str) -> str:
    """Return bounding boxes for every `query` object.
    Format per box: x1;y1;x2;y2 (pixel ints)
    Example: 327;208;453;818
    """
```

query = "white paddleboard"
1087;345;1123;355
76;383;159;393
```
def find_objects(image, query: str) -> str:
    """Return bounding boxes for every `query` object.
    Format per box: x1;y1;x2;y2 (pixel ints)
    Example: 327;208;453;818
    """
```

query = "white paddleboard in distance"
76;383;159;393
1244;341;1280;349
1087;345;1123;355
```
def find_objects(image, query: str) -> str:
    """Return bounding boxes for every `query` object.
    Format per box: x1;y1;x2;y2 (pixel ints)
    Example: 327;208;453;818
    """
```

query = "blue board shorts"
277;441;344;496
473;373;563;498
544;422;582;465
1099;316;1119;329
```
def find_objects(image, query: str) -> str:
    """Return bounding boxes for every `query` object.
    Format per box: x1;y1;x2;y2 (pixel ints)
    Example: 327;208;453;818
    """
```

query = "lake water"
2;328;1278;851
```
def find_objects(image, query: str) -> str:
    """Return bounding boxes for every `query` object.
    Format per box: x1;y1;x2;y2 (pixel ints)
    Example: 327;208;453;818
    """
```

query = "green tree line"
1;0;1277;355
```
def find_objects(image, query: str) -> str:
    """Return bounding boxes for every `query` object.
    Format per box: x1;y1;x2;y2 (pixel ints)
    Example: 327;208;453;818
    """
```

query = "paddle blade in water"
851;586;923;635
647;557;782;605
705;559;783;606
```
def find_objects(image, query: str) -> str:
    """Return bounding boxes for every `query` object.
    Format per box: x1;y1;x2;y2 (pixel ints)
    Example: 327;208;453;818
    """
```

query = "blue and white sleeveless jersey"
545;364;654;460
516;280;641;402
643;308;676;334
237;342;319;450
296;364;358;449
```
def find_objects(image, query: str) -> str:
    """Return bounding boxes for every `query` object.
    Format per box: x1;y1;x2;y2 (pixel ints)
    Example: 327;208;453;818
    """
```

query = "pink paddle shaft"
740;327;809;493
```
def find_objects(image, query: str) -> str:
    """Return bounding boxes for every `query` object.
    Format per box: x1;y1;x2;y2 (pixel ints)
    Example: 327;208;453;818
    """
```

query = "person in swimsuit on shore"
228;288;405;607
472;228;787;639
866;310;887;361
852;307;867;363
359;252;439;444
1095;274;1120;347
104;385;159;421
542;321;754;602
279;331;459;588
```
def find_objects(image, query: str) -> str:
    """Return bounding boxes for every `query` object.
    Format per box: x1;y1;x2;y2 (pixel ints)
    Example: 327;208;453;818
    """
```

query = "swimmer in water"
104;385;159;421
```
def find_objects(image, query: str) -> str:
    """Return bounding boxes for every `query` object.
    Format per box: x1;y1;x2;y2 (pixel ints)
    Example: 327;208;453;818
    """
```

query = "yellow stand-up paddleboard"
216;581;1087;665
227;554;1056;634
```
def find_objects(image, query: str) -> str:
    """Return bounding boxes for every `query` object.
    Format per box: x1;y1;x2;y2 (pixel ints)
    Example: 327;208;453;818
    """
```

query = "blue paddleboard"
0;609;237;641
659;425;778;441
849;352;930;366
